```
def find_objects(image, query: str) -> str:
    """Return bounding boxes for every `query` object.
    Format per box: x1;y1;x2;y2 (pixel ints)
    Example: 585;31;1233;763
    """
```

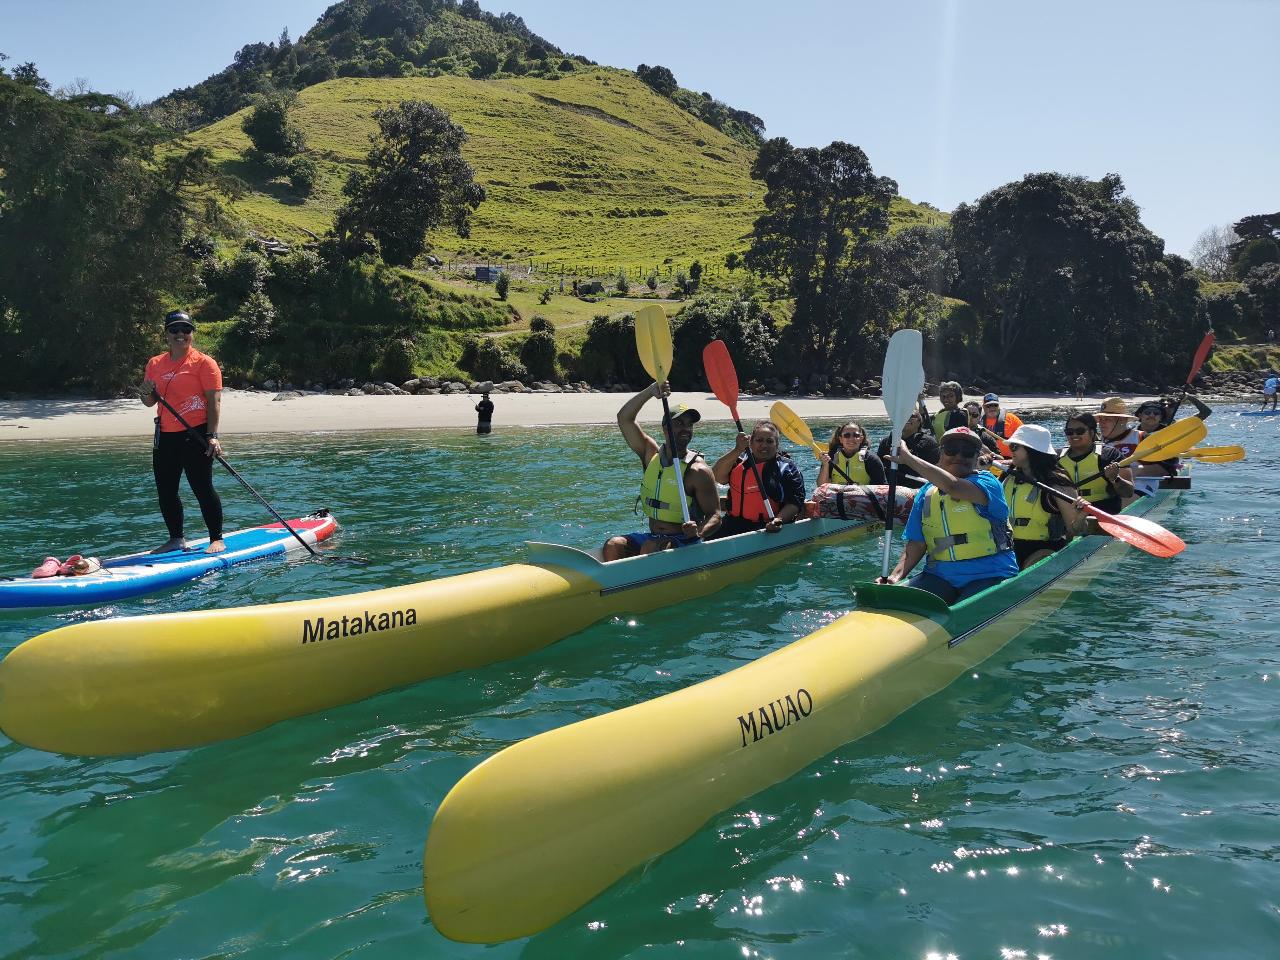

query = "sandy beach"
0;389;1142;441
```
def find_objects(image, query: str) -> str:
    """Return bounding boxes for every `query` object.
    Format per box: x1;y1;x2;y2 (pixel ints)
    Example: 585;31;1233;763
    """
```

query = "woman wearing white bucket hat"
1002;424;1089;568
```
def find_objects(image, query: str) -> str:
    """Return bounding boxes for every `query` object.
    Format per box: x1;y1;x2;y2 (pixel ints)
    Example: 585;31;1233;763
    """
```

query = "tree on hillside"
0;75;215;389
242;91;306;156
881;225;957;330
670;296;777;386
950;172;1206;381
636;64;677;97
744;138;898;376
1189;223;1239;281
332;100;485;266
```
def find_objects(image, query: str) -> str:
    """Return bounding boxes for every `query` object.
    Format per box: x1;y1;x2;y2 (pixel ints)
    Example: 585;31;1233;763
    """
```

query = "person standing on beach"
1074;373;1087;401
475;391;495;434
139;311;225;554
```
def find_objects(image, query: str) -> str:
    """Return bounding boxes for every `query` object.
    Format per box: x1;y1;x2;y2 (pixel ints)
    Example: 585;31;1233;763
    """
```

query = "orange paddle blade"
702;340;740;420
1187;331;1215;384
1080;503;1186;558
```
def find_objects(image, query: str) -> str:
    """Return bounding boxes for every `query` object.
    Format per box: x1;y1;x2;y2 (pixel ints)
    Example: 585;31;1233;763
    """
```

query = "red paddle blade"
702;340;740;417
1081;503;1186;558
1187;331;1215;385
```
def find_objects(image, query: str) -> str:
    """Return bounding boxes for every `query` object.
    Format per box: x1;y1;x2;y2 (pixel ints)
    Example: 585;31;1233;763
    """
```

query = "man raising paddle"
602;383;721;560
139;310;225;554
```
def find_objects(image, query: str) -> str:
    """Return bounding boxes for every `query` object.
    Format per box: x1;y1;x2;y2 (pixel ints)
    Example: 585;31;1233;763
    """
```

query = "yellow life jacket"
931;408;954;440
1002;473;1059;542
1059;449;1108;504
638;450;700;524
830;449;871;485
919;485;1013;563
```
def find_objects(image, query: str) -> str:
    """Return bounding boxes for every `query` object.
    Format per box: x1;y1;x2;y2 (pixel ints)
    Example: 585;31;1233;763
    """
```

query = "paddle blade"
635;305;673;383
1126;417;1207;464
1187;331;1215;385
702;340;740;418
1081;503;1186;558
1184;445;1245;463
769;400;817;451
881;330;925;444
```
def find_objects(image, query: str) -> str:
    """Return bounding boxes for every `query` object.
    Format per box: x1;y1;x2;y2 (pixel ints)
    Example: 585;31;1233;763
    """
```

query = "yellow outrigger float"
423;478;1189;944
0;492;906;757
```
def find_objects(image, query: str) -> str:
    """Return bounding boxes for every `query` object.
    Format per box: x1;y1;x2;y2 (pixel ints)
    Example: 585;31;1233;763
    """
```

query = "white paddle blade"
881;329;925;447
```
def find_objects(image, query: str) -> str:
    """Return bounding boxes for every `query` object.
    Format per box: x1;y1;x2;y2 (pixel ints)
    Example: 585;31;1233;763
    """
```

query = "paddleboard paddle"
149;392;365;563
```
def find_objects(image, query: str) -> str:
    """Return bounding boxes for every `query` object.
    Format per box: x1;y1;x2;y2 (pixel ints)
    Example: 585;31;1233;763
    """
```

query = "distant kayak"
0;512;337;610
1239;409;1280;416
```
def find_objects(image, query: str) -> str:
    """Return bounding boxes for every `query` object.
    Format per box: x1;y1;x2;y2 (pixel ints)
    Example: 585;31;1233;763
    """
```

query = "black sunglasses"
166;325;193;334
1064;426;1090;436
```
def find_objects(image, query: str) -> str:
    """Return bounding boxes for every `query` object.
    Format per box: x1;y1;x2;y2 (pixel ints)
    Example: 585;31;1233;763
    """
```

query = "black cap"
165;310;195;331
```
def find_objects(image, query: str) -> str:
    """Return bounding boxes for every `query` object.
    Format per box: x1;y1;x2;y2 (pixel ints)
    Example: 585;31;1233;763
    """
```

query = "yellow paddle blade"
634;305;673;384
1122;417;1207;464
769;401;819;455
1184;445;1245;462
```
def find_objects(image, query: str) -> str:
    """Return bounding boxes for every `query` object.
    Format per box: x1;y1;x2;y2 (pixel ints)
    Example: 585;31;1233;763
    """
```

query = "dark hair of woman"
1013;446;1074;513
826;421;868;459
1065;412;1098;438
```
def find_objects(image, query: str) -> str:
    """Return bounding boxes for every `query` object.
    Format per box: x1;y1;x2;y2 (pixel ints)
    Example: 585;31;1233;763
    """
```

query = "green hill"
187;67;945;269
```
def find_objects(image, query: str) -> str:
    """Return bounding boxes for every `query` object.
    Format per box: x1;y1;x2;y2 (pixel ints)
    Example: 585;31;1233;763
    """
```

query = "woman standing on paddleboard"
139;311;226;554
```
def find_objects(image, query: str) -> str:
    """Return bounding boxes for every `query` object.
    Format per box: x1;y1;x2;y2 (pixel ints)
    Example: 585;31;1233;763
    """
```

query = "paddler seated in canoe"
874;410;939;489
602;383;722;561
979;393;1023;458
1001;425;1088;568
1058;413;1133;512
818;422;886;486
709;420;806;537
919;381;967;439
877;426;1019;604
1095;397;1142;458
961;400;1002;461
1131;394;1213;482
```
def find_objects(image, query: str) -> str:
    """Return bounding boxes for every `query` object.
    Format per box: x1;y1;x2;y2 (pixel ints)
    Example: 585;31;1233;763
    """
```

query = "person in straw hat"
1094;397;1142;458
1001;424;1089;568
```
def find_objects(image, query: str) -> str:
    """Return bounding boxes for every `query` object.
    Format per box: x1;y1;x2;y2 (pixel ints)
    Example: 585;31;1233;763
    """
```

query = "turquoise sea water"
1;409;1276;959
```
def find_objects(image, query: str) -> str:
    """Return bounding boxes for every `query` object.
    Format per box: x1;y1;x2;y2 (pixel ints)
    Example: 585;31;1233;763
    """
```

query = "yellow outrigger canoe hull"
0;513;889;756
423;487;1184;943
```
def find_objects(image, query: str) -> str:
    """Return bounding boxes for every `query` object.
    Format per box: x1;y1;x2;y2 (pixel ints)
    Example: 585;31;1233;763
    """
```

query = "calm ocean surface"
1;408;1276;959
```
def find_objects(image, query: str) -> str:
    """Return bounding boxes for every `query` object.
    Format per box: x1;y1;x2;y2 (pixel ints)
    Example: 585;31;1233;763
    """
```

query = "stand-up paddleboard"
1239;409;1280;416
0;511;337;610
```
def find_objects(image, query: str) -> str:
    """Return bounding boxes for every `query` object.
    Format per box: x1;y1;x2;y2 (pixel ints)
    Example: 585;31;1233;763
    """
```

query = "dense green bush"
379;337;416;383
519;330;557;380
579;313;648;386
464;337;527;381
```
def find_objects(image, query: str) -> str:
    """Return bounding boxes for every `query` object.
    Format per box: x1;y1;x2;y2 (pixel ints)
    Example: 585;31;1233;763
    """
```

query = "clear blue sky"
5;0;1276;256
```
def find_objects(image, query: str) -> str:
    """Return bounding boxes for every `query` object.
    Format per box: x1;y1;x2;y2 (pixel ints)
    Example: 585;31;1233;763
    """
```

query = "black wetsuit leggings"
153;425;223;541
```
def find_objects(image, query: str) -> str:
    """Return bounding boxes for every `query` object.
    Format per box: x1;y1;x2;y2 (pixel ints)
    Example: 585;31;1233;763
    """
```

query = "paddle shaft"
655;392;693;527
150;392;321;558
727;413;776;522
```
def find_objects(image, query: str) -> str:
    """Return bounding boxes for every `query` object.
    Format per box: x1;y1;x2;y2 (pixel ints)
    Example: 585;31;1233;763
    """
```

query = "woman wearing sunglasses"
877;426;1018;605
818;422;885;486
1002;425;1088;569
139;310;225;554
1058;413;1131;514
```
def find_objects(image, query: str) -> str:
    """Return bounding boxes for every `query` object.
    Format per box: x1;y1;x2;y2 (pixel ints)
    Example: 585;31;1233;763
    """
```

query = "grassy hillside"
186;67;946;269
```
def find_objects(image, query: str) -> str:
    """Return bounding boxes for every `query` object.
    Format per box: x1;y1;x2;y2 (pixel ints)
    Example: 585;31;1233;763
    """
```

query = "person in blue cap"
978;393;1023;458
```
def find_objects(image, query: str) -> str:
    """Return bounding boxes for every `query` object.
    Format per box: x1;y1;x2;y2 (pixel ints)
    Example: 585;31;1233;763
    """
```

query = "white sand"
0;389;1118;442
